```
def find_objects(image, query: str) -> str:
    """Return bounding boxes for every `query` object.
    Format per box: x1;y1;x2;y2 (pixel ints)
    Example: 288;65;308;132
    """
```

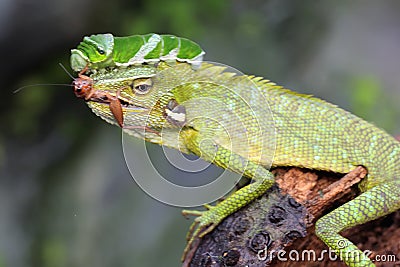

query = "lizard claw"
181;207;221;261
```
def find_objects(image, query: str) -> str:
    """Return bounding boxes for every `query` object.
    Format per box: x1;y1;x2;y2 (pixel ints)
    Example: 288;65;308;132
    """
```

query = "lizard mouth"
118;98;148;112
92;94;149;113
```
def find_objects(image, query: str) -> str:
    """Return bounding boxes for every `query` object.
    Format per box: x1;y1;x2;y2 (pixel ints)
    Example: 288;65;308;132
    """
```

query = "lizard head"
80;62;193;145
70;33;114;72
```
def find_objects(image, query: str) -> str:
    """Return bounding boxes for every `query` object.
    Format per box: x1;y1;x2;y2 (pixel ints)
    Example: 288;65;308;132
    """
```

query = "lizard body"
72;36;400;267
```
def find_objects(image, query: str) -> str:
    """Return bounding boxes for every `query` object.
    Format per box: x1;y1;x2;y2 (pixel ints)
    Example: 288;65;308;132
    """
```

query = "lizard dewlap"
70;33;205;72
70;33;400;267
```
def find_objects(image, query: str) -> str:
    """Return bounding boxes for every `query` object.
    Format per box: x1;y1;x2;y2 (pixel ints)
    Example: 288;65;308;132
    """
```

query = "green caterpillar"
70;33;205;72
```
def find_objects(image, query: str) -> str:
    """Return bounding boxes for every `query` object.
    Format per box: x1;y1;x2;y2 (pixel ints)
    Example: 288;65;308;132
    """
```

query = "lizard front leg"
179;129;275;260
315;180;400;267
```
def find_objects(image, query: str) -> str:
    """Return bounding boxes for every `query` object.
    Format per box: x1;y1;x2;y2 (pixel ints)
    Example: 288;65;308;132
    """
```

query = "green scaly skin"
82;62;400;267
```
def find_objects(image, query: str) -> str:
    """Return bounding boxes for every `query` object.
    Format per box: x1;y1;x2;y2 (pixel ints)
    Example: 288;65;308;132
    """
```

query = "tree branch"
184;166;400;266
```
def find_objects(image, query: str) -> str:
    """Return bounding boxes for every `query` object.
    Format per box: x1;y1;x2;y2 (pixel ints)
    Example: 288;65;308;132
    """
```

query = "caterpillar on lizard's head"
70;33;205;72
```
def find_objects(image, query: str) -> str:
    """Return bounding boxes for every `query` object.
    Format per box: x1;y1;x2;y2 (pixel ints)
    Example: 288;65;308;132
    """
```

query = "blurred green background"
1;1;399;266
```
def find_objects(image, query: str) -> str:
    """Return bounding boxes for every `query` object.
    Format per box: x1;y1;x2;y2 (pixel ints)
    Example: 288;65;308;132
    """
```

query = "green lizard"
71;34;400;267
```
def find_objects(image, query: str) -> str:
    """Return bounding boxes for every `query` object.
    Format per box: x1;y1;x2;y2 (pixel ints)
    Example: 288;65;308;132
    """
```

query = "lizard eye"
132;78;153;95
